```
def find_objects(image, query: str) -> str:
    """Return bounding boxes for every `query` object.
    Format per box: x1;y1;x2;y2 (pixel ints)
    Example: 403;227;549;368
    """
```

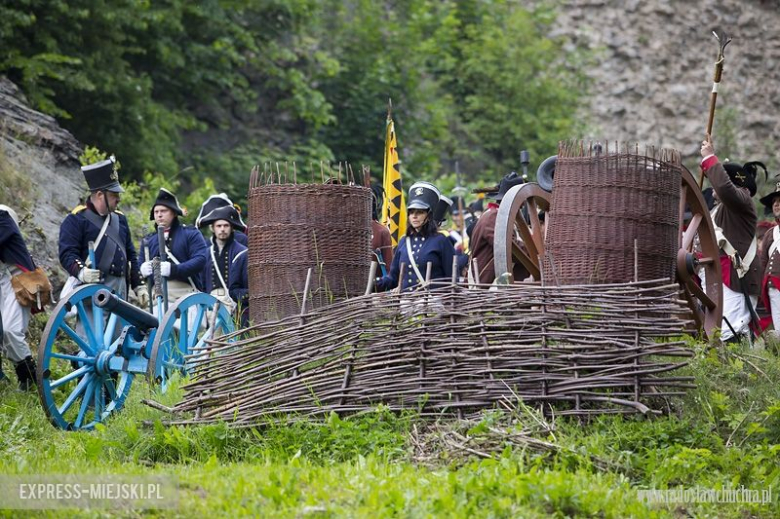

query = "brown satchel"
10;267;53;311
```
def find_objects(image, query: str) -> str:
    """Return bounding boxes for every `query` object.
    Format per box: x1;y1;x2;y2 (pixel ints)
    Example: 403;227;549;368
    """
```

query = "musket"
453;160;467;244
142;225;154;314
699;29;732;189
157;226;169;314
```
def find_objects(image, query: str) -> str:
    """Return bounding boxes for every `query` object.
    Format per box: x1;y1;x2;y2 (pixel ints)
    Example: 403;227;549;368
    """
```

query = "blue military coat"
0;209;35;271
201;235;249;306
377;232;455;292
139;218;208;291
58;200;139;286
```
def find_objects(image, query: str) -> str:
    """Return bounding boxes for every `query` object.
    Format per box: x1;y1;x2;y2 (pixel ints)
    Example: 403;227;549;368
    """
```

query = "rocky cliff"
549;0;780;177
0;77;84;287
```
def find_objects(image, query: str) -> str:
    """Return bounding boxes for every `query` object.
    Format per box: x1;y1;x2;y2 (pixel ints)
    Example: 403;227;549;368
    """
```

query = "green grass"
1;340;780;517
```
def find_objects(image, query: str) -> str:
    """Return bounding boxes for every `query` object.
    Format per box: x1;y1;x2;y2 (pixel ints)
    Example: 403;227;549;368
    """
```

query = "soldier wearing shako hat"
59;157;140;300
759;181;780;333
139;188;208;309
200;205;249;326
195;193;248;247
700;137;768;342
375;181;455;292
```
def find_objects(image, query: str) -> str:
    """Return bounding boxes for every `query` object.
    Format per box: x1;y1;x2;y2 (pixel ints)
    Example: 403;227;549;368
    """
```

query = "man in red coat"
700;136;765;342
469;172;527;285
759;181;780;333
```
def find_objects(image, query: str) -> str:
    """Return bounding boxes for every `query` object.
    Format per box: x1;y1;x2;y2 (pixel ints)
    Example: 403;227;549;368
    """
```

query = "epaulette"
115;210;124;215
71;205;87;215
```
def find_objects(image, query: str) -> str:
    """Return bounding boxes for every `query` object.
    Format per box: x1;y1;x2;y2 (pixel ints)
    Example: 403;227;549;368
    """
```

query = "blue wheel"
36;284;133;430
147;292;234;391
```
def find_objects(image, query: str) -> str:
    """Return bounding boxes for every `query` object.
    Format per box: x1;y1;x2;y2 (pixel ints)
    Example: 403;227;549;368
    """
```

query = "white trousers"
721;283;757;341
768;286;780;332
0;267;32;363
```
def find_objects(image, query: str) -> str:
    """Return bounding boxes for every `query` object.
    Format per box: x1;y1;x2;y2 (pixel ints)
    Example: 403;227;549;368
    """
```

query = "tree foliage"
0;0;589;203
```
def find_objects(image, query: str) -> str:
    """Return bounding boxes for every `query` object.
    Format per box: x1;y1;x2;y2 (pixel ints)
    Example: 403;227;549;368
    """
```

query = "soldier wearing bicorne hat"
375;181;455;292
139;188;208;310
195;193;248;246
759;181;780;333
701;136;767;342
58;157;140;300
200;205;249;326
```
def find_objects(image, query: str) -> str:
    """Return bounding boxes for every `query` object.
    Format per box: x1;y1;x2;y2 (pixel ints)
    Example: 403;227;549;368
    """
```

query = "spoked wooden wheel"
37;284;133;430
677;167;723;338
494;182;551;282
147;292;234;391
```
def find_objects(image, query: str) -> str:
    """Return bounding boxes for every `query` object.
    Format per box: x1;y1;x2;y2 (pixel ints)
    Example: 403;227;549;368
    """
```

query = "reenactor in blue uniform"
200;206;249;326
195;193;248;247
376;181;456;292
0;205;38;389
139;189;208;306
58;158;140;300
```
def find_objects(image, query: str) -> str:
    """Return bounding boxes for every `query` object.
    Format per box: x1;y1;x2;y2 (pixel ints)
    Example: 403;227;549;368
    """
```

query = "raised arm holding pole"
699;29;732;189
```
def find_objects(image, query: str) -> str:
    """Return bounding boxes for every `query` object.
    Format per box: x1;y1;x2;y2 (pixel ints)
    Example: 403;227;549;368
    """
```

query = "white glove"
160;261;172;277
78;267;101;284
140;261;153;278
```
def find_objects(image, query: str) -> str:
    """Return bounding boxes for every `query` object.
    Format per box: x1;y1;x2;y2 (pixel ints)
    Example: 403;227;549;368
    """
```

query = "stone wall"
549;0;780;179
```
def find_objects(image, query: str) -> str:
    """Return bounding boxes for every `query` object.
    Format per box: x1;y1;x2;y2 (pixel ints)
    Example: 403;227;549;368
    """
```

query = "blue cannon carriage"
36;284;234;431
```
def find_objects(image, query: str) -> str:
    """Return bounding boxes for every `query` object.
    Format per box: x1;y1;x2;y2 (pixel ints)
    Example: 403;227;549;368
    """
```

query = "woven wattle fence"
542;141;681;286
169;278;695;426
247;172;371;322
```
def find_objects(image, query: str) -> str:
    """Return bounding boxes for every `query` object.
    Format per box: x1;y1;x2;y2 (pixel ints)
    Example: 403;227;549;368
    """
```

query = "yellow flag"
382;116;406;247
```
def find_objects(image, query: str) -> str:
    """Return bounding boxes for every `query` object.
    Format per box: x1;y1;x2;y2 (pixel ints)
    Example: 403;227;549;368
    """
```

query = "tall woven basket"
248;183;371;322
542;141;681;286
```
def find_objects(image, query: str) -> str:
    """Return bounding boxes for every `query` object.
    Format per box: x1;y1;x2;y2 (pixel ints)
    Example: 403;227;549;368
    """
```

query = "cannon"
493;144;723;338
36;284;234;430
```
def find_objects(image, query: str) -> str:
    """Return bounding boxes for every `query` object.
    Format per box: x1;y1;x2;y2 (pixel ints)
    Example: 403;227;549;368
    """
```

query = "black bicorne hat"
82;158;123;193
407;181;441;212
200;205;244;231
724;161;768;197
196;193;247;230
490;172;525;202
149;188;184;220
433;195;453;226
760;180;780;210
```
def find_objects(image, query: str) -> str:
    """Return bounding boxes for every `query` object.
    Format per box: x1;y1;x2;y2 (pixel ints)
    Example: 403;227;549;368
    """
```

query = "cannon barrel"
92;289;159;333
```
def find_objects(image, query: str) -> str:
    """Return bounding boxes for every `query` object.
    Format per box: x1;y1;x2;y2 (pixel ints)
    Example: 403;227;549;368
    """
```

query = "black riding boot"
14;356;37;391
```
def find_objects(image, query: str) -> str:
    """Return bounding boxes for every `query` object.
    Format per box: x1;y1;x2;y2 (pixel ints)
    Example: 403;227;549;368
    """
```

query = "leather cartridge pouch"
11;267;53;310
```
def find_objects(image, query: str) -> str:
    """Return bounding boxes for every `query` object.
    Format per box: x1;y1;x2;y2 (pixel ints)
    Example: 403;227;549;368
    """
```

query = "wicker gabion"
542;141;681;286
170;278;695;426
247;177;371;322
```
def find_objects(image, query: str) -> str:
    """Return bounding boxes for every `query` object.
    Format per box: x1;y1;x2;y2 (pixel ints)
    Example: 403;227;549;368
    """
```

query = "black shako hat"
433;195;453;226
200;205;245;231
724;161;767;198
407;181;441;212
82;158;123;193
450;195;465;215
150;188;184;220
196;193;247;230
490;172;525;202
760;180;780;210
